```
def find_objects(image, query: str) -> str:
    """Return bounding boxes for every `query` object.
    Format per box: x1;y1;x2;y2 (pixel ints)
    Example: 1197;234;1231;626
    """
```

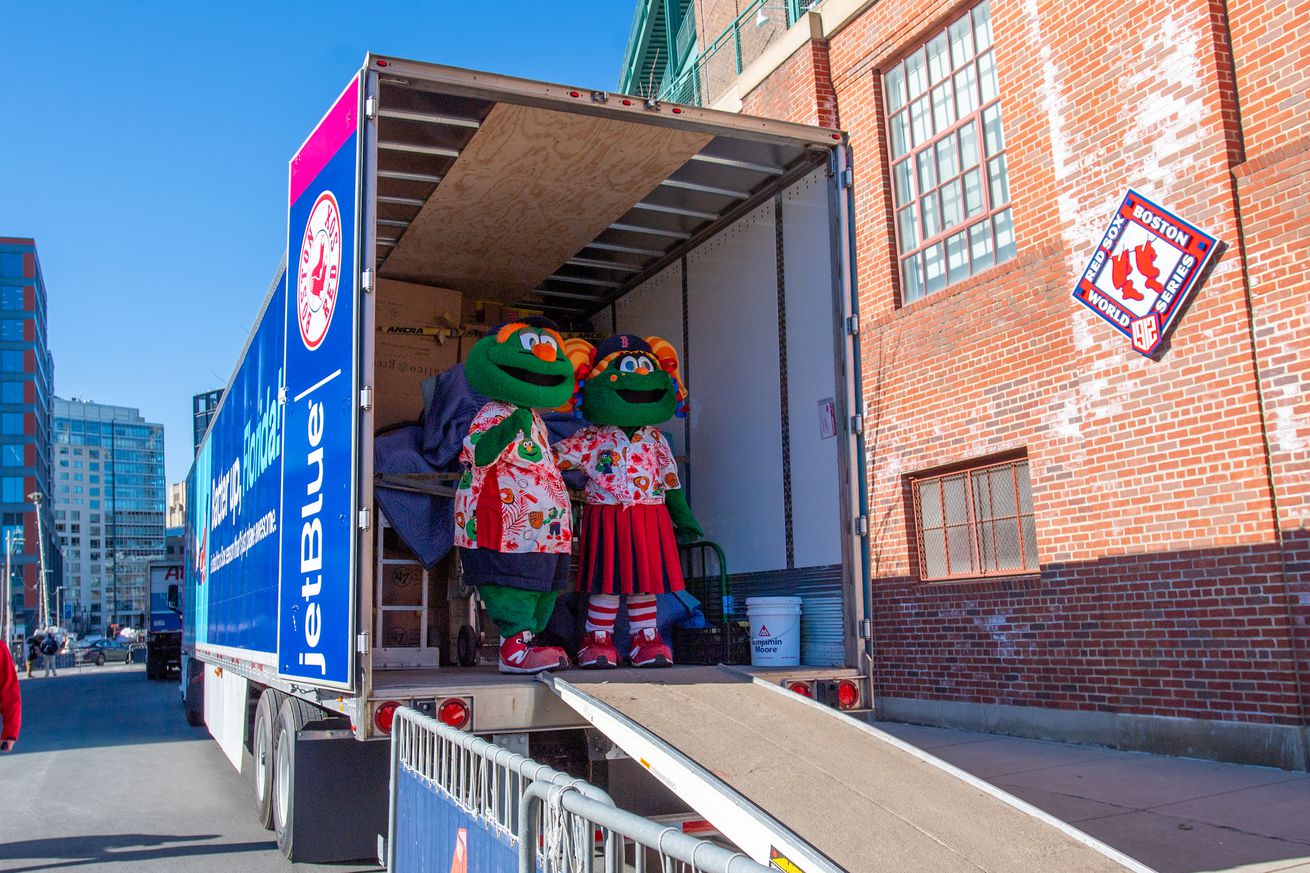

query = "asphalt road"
0;664;380;873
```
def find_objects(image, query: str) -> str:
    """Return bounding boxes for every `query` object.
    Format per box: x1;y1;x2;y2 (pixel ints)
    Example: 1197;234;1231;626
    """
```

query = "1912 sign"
1072;190;1218;357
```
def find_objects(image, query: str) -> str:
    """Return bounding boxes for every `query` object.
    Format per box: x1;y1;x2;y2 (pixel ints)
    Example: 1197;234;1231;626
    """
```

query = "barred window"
912;457;1037;580
884;0;1014;304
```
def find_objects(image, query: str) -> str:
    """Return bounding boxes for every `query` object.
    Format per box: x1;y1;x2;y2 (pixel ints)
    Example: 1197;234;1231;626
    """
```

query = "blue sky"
0;1;635;486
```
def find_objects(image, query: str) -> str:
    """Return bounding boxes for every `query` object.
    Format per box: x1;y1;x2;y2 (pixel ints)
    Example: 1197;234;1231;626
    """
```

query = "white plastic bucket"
746;596;802;667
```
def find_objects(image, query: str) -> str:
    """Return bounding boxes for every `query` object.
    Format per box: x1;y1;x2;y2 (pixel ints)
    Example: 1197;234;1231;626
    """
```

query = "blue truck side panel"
183;74;362;693
187;276;287;654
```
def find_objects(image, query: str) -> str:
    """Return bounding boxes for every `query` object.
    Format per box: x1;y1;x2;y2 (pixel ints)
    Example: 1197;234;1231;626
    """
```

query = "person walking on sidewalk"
1;637;20;751
39;630;59;678
24;636;38;679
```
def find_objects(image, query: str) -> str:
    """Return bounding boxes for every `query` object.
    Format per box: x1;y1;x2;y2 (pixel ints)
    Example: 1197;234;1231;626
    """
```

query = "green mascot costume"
553;335;703;668
456;317;578;674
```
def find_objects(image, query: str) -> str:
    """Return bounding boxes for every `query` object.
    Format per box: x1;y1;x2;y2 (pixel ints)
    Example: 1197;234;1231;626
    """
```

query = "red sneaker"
628;628;673;668
498;632;570;675
577;631;619;669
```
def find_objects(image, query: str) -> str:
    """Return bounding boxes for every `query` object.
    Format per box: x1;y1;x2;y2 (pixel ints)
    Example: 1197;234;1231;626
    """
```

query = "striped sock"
627;595;658;632
585;595;620;634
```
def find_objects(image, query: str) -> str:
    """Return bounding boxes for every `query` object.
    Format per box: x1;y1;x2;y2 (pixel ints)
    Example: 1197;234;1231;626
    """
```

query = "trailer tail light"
837;680;860;710
568;90;581;98
373;700;401;735
376;59;389;68
437;697;470;729
786;680;812;698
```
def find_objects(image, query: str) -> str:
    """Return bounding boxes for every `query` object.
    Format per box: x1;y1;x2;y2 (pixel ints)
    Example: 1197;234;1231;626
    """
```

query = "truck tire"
184;659;205;727
252;689;287;830
272;697;326;859
146;652;159;680
457;624;479;667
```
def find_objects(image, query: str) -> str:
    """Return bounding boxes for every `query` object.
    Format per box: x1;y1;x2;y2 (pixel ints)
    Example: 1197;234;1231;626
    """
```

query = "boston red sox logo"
297;191;341;350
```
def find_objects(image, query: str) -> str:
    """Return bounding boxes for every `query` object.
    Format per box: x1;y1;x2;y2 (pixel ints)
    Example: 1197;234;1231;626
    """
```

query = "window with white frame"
884;0;1014;303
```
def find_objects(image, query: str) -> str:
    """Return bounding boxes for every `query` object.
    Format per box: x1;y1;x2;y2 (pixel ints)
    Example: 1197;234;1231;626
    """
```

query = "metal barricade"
387;706;771;873
520;782;771;873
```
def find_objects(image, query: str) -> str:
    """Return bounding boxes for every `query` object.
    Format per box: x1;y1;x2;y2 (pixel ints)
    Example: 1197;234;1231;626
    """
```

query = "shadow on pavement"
13;668;202;753
0;833;275;873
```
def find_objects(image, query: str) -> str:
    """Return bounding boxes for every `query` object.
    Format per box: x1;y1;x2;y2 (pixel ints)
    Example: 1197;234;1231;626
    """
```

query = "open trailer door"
542;669;1151;873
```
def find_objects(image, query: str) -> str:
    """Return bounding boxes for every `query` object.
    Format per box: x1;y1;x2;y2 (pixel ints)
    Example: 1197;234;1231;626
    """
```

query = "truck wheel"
252;689;287;830
272;697;325;859
146;655;159;680
457;624;479;667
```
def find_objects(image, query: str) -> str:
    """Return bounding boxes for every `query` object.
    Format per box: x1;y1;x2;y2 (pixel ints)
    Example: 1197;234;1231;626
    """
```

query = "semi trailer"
182;53;1142;872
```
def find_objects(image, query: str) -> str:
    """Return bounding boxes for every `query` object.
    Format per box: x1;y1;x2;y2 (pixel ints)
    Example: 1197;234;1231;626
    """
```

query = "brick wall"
1228;0;1310;730
734;0;1308;731
740;39;840;127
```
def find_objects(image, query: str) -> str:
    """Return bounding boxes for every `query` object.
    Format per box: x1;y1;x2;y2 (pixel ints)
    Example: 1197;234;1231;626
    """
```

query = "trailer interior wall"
609;168;846;666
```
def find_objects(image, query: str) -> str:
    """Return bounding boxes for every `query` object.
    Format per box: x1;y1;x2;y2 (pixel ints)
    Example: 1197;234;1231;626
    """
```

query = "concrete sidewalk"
875;721;1310;873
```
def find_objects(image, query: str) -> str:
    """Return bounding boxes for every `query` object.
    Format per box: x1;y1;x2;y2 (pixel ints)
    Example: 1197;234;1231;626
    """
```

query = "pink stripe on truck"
289;76;360;206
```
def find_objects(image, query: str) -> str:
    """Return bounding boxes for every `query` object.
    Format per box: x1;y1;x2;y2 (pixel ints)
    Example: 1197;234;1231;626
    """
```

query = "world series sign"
1073;189;1218;356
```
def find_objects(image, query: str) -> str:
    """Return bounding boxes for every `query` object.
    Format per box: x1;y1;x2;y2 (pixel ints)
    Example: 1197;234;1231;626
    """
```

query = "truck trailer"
182;54;1142;872
145;560;183;679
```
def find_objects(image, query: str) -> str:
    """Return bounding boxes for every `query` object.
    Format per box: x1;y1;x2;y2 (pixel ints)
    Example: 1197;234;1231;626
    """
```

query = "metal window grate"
883;0;1014;304
912;457;1037;580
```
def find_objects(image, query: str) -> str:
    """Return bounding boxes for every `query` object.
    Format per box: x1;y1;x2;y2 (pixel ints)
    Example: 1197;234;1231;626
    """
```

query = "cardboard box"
374;279;463;429
379;563;424;607
380;609;424;648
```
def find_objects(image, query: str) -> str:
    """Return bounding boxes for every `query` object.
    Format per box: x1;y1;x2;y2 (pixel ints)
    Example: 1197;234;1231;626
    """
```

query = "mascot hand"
475;407;534;467
665;488;703;543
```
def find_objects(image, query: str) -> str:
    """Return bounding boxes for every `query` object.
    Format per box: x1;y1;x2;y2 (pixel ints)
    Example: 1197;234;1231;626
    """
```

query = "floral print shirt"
454;400;572;554
553;425;680;507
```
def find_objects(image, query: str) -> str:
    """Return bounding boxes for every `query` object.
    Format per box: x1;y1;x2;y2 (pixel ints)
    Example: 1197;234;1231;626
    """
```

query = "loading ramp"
541;667;1153;873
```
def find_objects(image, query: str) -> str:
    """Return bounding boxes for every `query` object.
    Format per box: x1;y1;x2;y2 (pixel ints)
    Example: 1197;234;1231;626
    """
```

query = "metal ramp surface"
542;667;1151;873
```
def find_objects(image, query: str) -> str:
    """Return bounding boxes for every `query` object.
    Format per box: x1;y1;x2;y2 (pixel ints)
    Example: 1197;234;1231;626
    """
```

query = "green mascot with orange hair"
455;316;578;674
553;335;703;668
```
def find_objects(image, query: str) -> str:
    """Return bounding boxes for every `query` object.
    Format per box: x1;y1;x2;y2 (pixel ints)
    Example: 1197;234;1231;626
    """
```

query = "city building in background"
53;397;165;633
0;237;58;637
192;388;222;456
621;0;1310;767
166;481;186;529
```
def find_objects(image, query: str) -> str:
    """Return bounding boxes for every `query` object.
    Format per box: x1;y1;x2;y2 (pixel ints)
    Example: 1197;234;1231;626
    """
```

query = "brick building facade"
625;0;1309;768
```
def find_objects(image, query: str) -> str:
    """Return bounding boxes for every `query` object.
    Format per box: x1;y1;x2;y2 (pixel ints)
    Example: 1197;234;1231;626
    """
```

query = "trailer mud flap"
291;730;390;863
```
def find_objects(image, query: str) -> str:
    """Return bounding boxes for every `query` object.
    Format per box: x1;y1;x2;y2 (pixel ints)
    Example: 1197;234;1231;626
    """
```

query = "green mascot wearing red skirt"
554;335;703;668
456;317;578;674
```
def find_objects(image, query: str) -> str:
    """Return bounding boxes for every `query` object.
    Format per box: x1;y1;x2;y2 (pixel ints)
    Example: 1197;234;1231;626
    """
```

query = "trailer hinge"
841;167;854;189
360;386;373;411
361;269;375;294
358;507;371;531
277;386;288;405
357;632;370;655
591;90;608;104
846;314;859;336
860;618;872;639
855;515;869;537
364;95;377;121
850;414;863;434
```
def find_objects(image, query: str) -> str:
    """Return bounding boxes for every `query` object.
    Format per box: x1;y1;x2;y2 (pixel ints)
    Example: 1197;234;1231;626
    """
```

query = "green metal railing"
660;0;824;107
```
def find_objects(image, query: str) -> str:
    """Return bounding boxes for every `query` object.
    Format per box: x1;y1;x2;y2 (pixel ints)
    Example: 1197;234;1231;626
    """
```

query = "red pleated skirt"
576;503;685;595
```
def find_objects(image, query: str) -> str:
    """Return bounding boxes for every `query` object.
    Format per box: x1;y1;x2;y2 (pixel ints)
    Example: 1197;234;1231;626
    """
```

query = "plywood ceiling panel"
380;102;713;301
